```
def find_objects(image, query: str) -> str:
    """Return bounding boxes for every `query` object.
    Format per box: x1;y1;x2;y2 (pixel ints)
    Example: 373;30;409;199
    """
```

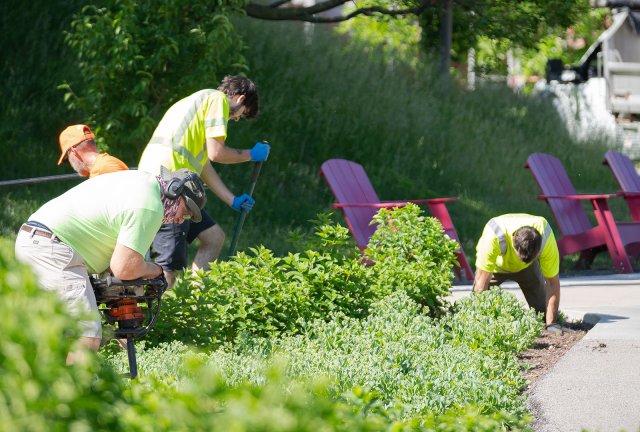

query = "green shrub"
0;238;531;431
149;205;459;348
106;289;540;423
366;205;460;311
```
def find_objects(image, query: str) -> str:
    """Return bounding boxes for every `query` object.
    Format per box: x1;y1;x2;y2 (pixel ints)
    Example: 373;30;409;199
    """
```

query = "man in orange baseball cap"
59;125;128;178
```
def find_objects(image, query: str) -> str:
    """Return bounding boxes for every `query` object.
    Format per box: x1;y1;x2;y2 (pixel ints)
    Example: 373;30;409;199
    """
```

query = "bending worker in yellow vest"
138;76;269;286
473;214;570;334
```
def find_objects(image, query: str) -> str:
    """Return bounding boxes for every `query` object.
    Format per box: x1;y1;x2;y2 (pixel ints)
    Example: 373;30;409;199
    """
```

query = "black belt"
20;224;58;241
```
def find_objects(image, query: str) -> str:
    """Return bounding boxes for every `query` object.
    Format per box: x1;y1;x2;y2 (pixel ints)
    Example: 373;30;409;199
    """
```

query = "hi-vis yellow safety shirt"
138;89;229;176
475;214;560;278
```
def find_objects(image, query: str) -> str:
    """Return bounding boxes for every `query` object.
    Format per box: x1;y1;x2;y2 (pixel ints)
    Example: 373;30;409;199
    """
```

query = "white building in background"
536;2;640;156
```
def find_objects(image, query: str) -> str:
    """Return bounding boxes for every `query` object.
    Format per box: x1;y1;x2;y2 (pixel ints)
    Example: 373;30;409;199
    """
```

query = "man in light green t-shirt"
138;76;270;287
14;168;206;364
473;214;566;332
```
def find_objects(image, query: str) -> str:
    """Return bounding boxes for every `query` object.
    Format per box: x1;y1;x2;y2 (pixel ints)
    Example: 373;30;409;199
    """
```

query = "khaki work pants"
15;226;102;338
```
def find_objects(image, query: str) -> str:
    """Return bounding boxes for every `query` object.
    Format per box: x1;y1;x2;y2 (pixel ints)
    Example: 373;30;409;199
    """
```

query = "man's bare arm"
206;137;251;164
110;243;163;280
473;268;493;293
545;274;561;325
200;160;235;206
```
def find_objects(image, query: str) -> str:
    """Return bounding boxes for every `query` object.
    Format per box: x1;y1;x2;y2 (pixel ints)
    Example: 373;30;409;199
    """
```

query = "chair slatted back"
525;153;593;236
604;150;640;192
319;159;381;248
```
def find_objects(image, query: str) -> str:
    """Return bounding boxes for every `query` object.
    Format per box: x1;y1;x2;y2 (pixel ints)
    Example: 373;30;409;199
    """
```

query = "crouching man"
473;214;571;334
15;167;206;364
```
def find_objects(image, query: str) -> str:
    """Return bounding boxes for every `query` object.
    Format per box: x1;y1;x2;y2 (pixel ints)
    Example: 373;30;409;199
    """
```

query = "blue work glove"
249;142;270;162
232;194;255;212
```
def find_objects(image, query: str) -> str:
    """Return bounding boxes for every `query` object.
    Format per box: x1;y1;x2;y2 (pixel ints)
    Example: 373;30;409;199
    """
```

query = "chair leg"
591;198;634;273
576;249;598;269
428;202;474;282
452;250;474;283
626;243;640;265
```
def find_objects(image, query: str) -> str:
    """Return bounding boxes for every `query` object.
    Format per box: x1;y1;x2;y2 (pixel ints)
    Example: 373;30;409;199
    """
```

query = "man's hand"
232;194;255;211
249;142;270;162
151;266;168;290
544;323;576;335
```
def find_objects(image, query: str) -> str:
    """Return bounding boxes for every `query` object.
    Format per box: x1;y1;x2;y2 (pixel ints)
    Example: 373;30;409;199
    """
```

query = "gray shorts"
475;259;547;314
15;225;102;338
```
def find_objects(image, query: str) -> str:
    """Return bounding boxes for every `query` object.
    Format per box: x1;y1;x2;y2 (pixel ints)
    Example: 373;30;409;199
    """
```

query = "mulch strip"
519;321;594;390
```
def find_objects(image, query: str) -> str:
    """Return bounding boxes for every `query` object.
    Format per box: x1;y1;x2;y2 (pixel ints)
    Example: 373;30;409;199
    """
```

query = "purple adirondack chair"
603;150;640;221
526;152;640;273
319;159;474;282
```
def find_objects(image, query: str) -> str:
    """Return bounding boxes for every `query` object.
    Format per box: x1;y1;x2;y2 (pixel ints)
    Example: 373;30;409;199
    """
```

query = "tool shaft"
227;161;263;259
126;338;138;380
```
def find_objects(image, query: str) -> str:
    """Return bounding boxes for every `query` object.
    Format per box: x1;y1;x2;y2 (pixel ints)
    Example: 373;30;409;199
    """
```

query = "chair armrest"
538;194;617;200
331;202;410;209
616;191;640;197
380;198;459;204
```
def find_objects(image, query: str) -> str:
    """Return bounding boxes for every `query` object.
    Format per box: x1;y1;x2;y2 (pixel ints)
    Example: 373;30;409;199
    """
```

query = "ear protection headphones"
164;173;199;200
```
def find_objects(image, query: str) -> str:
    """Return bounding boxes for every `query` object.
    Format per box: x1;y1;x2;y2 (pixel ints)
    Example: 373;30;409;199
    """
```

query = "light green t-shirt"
138;89;229;176
29;170;163;274
475;214;560;278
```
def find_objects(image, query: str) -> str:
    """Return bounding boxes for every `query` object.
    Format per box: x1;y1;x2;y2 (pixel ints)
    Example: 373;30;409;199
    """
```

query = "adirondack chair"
525;152;640;273
603;150;640;221
319;159;474;282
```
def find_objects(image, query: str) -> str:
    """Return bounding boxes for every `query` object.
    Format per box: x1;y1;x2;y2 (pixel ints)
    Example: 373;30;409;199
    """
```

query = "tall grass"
1;12;627;268
220;18;626;263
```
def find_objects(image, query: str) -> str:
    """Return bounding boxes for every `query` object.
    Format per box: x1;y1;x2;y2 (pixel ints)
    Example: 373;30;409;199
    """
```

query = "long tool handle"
226;161;263;260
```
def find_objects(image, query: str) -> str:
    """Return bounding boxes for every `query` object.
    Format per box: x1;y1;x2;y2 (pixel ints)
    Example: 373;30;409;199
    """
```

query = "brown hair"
217;75;259;120
513;226;542;263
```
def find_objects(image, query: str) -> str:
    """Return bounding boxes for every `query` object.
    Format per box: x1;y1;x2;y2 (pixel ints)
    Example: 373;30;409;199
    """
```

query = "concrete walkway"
447;274;640;432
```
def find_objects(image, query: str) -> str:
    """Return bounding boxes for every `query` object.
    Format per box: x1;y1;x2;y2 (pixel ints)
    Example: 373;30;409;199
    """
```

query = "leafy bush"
366;206;460;311
63;0;247;157
0;238;532;432
149;205;460;348
106;289;541;424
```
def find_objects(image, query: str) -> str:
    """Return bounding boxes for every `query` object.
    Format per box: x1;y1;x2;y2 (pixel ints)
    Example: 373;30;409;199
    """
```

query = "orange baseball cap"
58;124;95;165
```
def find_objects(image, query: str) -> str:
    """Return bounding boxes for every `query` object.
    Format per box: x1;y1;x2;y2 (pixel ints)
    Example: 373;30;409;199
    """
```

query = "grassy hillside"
0;11;627;268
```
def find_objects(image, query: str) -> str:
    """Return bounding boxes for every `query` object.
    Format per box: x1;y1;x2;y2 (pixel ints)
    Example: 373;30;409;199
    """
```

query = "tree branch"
243;0;436;23
267;0;292;7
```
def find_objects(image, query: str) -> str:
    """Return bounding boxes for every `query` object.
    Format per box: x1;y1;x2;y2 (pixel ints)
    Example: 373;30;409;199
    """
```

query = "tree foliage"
335;0;589;71
63;0;248;157
421;0;589;59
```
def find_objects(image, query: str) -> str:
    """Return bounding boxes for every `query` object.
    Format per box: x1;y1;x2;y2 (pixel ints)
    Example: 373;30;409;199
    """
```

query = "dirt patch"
520;321;594;390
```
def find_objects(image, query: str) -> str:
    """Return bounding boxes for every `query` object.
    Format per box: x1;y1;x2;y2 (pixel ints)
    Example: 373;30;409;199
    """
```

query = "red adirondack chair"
319;159;474;282
525;152;640;273
603;150;640;221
